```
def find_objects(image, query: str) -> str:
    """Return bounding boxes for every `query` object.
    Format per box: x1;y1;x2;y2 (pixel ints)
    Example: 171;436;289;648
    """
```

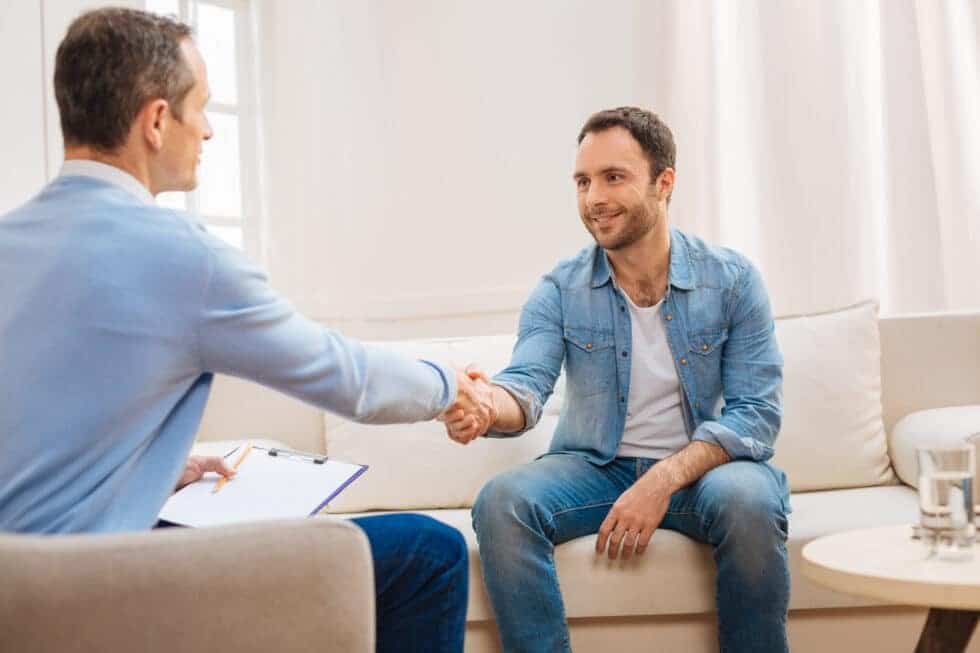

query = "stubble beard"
585;202;659;252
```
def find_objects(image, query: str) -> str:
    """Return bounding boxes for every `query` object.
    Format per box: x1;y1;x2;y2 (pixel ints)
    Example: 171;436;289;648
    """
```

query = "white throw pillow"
771;301;894;491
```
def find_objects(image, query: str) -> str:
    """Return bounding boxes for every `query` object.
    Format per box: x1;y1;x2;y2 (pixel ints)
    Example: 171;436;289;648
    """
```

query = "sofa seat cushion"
340;485;918;622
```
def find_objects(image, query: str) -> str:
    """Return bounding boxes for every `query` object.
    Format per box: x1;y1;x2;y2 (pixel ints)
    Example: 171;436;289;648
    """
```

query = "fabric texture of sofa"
0;517;376;652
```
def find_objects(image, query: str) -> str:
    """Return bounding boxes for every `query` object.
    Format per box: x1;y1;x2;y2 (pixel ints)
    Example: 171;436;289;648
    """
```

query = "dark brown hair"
578;107;676;184
54;7;195;152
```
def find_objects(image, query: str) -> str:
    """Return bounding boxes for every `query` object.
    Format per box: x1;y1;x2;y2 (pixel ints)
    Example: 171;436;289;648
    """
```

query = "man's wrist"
642;463;680;495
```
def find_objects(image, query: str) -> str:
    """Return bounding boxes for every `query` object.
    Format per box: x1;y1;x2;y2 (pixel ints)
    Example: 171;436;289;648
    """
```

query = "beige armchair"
0;518;374;653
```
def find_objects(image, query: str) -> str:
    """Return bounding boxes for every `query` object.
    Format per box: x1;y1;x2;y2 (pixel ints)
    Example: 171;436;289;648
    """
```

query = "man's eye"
576;178;589;190
608;174;623;182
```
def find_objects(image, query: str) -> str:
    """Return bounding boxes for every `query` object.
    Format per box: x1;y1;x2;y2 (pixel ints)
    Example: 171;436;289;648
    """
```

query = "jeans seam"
546;500;617;536
550;500;616;520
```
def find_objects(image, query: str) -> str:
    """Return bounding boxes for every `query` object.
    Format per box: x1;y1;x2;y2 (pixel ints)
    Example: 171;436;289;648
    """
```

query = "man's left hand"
175;455;236;491
595;476;671;561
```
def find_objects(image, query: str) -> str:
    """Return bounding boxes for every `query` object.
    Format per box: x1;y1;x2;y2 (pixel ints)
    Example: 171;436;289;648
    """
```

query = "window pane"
145;0;180;18
156;192;187;210
207;225;244;249
197;3;238;105
198;112;241;218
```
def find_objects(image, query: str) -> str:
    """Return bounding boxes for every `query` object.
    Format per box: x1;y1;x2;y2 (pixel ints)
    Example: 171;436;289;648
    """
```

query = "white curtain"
256;0;979;325
643;0;979;316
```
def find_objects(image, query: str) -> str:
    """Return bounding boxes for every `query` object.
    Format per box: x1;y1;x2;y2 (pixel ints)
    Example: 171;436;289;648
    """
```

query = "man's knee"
402;513;469;569
472;471;543;537
703;463;788;543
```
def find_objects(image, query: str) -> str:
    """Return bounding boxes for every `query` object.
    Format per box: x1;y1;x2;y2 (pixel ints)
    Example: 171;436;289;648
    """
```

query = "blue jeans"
472;455;790;653
352;514;468;653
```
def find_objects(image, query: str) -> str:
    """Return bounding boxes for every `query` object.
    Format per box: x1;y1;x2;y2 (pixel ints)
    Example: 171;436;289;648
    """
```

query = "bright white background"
2;0;978;340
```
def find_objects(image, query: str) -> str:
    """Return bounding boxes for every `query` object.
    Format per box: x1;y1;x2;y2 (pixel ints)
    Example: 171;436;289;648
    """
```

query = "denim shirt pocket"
687;328;728;401
563;327;616;397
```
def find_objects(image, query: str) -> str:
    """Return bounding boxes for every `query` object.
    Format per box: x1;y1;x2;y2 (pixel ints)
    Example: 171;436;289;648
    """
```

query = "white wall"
0;3;46;214
256;1;647;338
0;0;141;214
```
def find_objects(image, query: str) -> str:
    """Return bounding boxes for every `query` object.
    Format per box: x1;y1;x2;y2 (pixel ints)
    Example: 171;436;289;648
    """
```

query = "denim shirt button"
621;351;628;358
620;306;626;313
666;314;673;321
585;343;593;350
680;358;688;365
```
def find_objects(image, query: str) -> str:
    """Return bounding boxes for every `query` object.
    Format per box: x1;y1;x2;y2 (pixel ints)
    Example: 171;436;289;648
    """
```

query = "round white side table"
803;524;980;652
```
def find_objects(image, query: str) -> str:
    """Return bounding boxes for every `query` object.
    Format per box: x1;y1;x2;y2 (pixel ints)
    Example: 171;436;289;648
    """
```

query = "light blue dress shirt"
0;163;455;533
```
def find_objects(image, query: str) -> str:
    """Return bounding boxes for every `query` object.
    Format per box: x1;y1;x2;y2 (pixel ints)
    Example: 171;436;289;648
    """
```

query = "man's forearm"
489;385;526;433
642;441;730;493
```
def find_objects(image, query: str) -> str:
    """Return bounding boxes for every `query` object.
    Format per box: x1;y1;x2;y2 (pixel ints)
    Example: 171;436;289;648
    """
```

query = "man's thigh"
660;461;789;543
478;454;634;545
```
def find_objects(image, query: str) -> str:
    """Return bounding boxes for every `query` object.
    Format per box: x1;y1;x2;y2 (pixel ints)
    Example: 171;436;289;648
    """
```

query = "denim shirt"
492;228;783;464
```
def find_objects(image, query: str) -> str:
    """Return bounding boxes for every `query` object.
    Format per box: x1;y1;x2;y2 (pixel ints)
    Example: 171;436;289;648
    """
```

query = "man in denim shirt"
442;107;790;652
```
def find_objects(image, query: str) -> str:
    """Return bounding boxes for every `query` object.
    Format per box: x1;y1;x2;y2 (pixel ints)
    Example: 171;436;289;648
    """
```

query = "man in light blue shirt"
0;9;488;651
443;108;790;652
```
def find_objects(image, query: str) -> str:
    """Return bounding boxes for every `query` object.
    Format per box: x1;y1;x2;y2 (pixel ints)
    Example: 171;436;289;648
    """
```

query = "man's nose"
586;183;607;210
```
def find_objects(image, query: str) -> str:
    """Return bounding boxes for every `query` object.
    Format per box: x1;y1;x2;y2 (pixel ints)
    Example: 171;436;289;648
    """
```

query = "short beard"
587;203;659;251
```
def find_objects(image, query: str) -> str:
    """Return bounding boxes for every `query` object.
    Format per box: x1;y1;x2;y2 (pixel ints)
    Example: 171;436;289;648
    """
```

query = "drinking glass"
917;445;976;558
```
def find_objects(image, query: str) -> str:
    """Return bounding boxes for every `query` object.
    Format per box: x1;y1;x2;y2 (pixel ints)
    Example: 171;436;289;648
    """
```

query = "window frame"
148;0;266;261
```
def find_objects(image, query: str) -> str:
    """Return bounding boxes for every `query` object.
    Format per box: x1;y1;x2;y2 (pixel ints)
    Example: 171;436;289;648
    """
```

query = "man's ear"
656;168;676;202
140;99;170;152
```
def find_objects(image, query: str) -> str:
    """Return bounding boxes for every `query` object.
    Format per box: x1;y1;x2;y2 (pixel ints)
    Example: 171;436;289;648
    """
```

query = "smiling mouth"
591;211;623;226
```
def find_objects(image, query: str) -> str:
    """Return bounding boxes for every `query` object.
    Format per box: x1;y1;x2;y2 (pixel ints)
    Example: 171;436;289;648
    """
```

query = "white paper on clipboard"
158;445;367;528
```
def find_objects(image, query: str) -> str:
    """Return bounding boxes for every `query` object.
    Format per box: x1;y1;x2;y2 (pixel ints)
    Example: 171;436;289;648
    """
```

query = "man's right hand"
438;366;497;445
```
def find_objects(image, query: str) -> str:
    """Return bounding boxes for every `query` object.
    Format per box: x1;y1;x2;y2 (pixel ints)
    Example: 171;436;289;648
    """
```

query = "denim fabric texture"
491;228;784;464
473;456;790;652
353;513;469;653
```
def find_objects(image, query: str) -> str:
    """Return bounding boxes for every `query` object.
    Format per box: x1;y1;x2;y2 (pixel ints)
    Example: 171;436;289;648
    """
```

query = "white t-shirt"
615;290;690;460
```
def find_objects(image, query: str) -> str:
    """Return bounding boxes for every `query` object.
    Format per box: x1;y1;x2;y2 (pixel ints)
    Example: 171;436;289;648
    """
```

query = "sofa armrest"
0;518;374;653
889;405;980;487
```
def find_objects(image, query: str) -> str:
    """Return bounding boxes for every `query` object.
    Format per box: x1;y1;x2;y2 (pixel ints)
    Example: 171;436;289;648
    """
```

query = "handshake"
438;366;498;445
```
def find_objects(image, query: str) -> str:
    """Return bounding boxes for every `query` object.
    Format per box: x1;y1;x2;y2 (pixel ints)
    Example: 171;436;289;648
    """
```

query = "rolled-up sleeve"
195;236;454;424
489;277;565;437
691;261;783;461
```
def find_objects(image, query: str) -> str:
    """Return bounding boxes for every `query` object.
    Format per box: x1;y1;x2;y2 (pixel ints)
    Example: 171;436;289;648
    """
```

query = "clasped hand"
438;366;497;445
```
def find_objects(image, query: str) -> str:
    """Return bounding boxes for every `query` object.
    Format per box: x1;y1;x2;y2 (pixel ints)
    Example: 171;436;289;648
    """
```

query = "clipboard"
158;444;368;528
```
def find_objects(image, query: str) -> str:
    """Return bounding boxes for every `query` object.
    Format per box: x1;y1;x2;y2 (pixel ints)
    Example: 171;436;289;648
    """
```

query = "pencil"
212;443;253;494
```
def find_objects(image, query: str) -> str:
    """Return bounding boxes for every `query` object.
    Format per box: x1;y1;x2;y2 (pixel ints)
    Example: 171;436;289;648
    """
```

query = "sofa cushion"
339;485;919;622
325;302;892;511
770;301;894;490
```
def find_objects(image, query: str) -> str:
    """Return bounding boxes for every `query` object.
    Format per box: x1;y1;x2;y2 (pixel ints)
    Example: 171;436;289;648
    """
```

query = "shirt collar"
58;160;155;206
590;228;696;290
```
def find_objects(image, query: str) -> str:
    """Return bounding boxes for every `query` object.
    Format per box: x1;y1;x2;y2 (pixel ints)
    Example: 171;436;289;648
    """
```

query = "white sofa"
193;302;980;652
